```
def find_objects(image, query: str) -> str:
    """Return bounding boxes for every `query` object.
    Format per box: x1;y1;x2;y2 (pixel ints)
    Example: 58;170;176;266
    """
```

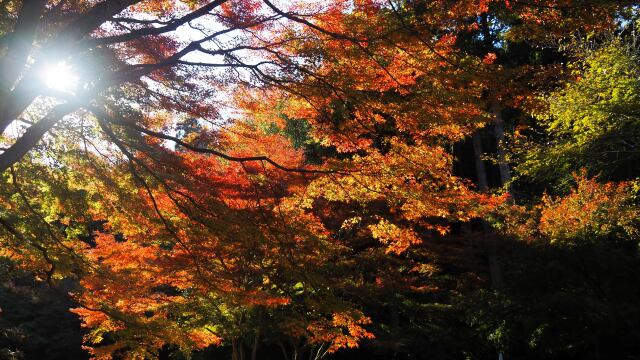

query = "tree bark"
0;103;77;173
472;131;489;192
491;101;511;187
56;0;142;43
251;328;261;360
0;0;46;90
0;0;47;132
277;340;290;360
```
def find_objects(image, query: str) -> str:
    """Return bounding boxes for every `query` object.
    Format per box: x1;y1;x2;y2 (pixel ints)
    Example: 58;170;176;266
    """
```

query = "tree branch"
84;0;229;47
0;103;78;173
89;106;338;174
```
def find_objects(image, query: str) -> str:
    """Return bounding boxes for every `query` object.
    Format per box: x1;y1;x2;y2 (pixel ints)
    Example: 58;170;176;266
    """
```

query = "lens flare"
42;61;79;93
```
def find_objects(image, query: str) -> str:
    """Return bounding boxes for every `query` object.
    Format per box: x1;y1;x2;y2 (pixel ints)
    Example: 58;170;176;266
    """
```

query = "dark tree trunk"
491;102;511;187
251;328;261;360
472;131;489;192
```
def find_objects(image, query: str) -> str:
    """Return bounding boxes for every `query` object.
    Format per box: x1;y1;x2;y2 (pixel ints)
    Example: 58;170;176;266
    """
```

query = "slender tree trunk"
240;340;246;360
474;128;504;292
232;338;245;360
491;101;511;187
480;14;509;360
277;340;290;360
290;338;299;360
488;254;504;290
472;131;489;192
232;339;238;360
474;106;507;358
251;328;261;360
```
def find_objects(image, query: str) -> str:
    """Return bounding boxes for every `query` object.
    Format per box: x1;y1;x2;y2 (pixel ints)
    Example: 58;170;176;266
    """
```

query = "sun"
42;61;79;94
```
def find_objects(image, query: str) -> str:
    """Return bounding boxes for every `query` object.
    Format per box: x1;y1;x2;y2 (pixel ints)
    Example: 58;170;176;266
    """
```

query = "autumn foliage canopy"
0;0;639;359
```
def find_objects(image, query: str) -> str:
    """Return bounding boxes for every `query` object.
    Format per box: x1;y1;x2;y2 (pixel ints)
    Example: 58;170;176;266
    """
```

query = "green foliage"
517;38;640;191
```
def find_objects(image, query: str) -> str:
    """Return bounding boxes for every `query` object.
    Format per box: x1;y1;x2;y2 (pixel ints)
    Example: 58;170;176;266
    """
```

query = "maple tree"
0;1;639;360
0;1;385;357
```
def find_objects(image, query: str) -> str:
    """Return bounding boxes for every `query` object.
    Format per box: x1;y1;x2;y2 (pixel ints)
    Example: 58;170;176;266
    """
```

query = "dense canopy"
0;1;639;359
